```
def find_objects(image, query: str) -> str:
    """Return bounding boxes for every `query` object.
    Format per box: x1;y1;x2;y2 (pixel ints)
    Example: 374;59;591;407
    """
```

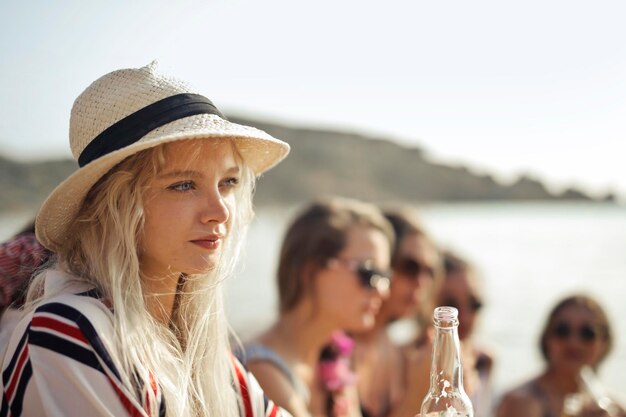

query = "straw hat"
36;61;290;252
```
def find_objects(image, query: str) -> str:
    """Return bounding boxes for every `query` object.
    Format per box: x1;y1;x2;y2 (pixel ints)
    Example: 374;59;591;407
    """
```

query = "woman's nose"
200;188;230;224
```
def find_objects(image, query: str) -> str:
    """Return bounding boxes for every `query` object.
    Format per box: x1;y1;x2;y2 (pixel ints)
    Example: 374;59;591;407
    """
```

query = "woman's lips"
190;237;222;250
562;348;586;362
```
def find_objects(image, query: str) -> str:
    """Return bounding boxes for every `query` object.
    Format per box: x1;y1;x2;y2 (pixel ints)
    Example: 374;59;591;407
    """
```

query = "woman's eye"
168;181;195;192
221;177;240;189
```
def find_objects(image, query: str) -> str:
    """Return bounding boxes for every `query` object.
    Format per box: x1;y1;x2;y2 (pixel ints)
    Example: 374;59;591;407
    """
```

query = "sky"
1;0;625;200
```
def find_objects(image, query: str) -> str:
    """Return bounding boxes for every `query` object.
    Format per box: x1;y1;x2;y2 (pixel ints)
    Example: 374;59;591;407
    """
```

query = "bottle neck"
429;322;463;391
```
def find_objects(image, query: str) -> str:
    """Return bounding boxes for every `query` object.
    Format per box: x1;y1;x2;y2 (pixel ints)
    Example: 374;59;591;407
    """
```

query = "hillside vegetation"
0;116;612;213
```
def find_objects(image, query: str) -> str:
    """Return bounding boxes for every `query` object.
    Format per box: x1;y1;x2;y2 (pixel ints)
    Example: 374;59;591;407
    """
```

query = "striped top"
0;270;288;417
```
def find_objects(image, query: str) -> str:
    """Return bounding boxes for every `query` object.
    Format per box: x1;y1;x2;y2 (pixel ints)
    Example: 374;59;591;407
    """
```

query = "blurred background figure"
242;197;394;417
0;218;51;352
437;250;494;417
496;295;626;417
353;206;441;417
0;219;50;312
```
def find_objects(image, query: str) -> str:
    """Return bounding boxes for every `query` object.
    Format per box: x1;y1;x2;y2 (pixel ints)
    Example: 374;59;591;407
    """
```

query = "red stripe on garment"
268;402;278;417
144;390;151;416
149;371;158;396
231;356;253;417
5;344;28;400
105;374;148;417
31;316;89;345
32;315;147;417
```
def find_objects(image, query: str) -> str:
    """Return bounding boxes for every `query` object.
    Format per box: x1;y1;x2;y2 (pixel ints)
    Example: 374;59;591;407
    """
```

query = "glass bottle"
560;365;622;417
577;366;620;416
420;306;474;417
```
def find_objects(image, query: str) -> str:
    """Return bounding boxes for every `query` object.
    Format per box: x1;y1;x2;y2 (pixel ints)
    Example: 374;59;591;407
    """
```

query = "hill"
229;117;613;205
0;116;613;213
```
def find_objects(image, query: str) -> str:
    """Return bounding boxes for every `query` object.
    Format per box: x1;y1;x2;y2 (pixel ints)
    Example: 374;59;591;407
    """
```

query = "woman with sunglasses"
436;250;494;417
496;295;625;417
243;197;394;417
0;62;291;417
351;206;441;417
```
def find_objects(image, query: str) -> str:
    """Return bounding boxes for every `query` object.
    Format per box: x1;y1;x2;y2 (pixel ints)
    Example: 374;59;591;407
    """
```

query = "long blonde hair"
28;138;255;417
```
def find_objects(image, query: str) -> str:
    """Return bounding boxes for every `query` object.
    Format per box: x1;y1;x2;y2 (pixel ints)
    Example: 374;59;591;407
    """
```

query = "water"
2;202;625;403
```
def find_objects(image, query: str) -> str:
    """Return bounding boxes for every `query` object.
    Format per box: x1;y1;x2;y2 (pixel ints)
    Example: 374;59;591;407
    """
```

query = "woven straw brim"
36;113;289;252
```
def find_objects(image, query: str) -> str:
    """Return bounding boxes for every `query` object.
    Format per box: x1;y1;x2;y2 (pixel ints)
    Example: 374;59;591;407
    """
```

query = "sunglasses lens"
470;298;483;312
357;266;390;292
552;323;597;342
580;325;597;342
357;267;373;288
402;259;420;276
553;323;571;339
396;258;434;279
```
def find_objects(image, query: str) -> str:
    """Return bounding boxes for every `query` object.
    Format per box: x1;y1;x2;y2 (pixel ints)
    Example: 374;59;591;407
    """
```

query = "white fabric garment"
0;270;288;417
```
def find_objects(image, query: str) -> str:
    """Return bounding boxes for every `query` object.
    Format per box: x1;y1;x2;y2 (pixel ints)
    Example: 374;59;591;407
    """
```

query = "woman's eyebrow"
157;166;240;179
157;170;202;179
224;166;240;175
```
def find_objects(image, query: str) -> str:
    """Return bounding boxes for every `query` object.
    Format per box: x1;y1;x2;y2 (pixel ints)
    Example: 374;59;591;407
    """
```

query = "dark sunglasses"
551;322;598;343
329;258;391;293
394;257;435;280
440;296;483;313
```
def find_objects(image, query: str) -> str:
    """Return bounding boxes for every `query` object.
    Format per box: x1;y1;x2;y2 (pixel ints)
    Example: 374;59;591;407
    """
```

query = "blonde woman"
0;62;291;417
244;197;394;417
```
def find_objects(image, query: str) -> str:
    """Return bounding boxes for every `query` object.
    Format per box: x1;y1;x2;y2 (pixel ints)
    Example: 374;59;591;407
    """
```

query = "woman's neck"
541;367;580;394
141;273;183;325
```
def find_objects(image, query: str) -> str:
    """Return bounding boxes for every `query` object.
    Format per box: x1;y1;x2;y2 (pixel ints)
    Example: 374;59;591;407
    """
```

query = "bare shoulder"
496;384;543;417
247;360;310;417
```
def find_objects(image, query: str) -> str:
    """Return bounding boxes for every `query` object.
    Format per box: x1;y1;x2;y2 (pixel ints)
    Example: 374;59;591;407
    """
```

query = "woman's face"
545;305;607;373
314;226;391;332
139;139;240;279
386;234;437;320
437;270;482;340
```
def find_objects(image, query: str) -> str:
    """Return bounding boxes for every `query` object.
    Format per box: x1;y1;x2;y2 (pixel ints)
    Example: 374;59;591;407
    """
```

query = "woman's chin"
183;262;218;276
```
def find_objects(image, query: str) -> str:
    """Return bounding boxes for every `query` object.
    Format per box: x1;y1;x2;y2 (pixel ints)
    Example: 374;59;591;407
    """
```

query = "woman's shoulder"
33;287;114;331
0;287;159;417
230;355;292;417
241;340;311;417
243;343;289;369
242;342;310;399
496;379;545;417
34;270;114;326
2;287;115;366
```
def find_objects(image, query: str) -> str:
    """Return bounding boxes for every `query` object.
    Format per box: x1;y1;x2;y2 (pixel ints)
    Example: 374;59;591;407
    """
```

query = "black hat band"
78;93;225;167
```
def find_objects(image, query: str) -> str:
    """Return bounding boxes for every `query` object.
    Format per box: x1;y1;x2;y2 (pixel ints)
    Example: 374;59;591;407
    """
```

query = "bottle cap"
433;306;460;327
